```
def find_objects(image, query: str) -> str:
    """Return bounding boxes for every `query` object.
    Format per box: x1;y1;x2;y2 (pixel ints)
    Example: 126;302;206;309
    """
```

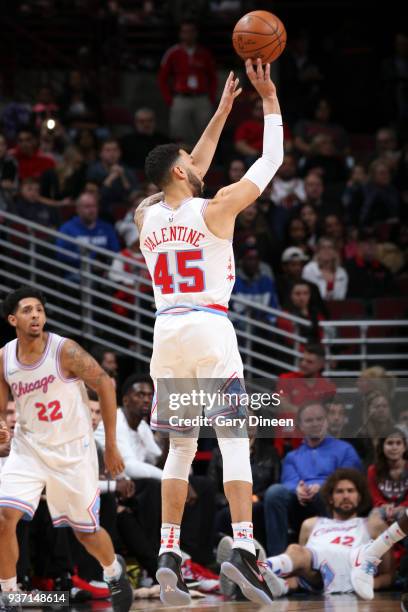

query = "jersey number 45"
154;250;204;294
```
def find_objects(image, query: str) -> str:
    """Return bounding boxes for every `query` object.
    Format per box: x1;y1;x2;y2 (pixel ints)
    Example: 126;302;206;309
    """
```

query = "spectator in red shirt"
368;428;408;524
9;128;55;180
234;98;264;160
158;20;217;146
274;344;335;456
277;343;336;413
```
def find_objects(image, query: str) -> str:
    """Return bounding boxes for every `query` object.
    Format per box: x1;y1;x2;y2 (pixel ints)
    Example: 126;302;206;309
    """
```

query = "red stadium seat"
373;298;408;319
326;299;366;320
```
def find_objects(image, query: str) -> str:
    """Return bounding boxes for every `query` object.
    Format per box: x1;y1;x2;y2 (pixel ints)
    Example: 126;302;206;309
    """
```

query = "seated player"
262;468;395;598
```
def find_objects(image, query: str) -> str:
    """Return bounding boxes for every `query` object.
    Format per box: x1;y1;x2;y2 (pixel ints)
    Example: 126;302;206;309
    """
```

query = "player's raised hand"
104;443;125;478
245;58;277;99
0;420;10;444
217;71;242;115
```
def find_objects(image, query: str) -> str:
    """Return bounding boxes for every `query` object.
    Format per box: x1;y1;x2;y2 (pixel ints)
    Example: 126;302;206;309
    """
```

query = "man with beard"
134;61;284;605
262;468;394;598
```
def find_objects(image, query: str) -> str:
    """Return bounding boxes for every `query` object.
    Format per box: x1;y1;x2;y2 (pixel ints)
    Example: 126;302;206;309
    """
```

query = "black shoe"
106;555;133;612
221;547;274;605
402;593;408;612
156;552;191;606
0;594;22;612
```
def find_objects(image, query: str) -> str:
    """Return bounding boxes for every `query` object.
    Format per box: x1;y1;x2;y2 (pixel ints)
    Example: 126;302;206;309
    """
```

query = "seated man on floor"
262;468;395;599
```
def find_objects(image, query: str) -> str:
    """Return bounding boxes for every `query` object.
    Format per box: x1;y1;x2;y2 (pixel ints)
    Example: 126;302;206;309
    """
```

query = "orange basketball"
232;10;287;64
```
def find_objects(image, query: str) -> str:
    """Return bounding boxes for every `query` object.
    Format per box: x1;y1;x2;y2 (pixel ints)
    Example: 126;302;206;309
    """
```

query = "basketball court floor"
128;591;403;611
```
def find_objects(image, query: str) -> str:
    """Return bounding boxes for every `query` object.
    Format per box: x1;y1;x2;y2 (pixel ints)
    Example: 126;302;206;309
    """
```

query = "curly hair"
2;286;46;321
320;468;372;516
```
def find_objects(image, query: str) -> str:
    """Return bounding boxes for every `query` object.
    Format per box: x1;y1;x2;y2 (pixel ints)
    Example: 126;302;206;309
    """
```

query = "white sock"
365;522;407;558
0;577;18;592
232;521;256;556
159;523;182;558
270;573;289;596
102;556;122;581
266;553;294;576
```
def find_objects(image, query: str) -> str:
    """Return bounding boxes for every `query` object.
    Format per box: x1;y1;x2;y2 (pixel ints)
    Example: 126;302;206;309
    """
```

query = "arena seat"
325;299;366;321
373;297;408;319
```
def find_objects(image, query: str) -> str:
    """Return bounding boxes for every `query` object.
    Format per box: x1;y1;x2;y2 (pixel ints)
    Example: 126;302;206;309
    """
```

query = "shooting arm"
207;60;283;218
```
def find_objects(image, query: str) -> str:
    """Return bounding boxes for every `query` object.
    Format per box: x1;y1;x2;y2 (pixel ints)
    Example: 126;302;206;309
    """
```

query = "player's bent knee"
162;438;198;482
218;438;252;483
0;508;22;533
287;544;303;554
73;529;98;544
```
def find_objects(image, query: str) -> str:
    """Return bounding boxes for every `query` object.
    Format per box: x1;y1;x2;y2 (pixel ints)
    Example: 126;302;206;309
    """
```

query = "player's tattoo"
63;341;108;388
134;191;164;232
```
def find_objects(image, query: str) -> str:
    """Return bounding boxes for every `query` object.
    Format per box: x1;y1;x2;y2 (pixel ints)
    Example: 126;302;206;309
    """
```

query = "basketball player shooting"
135;59;284;605
0;287;133;612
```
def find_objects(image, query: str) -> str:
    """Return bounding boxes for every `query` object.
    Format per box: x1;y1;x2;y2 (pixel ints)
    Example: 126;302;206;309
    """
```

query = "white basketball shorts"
0;432;100;532
150;311;245;433
307;543;374;594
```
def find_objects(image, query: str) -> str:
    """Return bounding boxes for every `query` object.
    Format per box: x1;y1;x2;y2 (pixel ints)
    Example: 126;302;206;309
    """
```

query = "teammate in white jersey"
261;469;394;598
135;60;284;605
0;287;132;612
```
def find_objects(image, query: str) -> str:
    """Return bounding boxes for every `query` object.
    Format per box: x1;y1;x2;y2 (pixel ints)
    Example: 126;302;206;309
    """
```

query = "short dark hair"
145;144;182;188
101;138;121;150
121;374;152;400
86;387;99;402
321;468;371;516
298;400;327;422
325;395;345;408
2;287;46;320
304;343;325;360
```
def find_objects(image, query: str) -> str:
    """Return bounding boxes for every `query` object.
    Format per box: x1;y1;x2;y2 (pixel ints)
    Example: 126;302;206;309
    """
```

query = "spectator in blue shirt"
87;139;138;220
264;400;362;555
232;246;279;325
56;192;120;282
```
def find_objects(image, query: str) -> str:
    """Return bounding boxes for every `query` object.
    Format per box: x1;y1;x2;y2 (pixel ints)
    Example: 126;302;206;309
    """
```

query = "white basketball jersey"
140;198;235;312
307;517;370;550
3;333;92;446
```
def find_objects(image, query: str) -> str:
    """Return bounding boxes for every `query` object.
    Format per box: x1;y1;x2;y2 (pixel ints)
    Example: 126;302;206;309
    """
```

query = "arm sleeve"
243;114;284;194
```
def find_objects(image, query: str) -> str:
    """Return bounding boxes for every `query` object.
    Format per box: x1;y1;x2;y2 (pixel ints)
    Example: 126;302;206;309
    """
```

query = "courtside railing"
0;211;407;378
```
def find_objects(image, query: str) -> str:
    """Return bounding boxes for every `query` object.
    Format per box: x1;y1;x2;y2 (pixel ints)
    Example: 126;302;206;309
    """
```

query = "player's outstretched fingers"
265;63;271;81
256;58;263;79
245;58;255;79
